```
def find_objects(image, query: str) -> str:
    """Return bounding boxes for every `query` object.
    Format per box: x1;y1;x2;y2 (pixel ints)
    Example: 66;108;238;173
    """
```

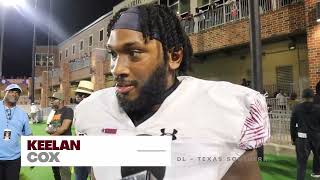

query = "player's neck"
58;104;64;110
4;101;16;108
128;78;180;126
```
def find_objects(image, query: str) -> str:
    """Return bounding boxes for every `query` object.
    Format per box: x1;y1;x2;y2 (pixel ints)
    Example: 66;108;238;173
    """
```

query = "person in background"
29;102;39;123
313;80;320;104
47;92;73;180
288;92;299;111
241;78;249;87
73;80;94;180
0;84;32;180
276;89;287;110
290;88;320;179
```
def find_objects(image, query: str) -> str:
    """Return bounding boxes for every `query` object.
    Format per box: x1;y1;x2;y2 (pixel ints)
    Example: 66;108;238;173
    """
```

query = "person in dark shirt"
47;92;73;180
290;88;320;179
314;81;320;104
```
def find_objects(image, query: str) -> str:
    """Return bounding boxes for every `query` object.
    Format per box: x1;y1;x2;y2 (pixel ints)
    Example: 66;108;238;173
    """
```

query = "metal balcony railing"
181;0;303;33
69;57;90;71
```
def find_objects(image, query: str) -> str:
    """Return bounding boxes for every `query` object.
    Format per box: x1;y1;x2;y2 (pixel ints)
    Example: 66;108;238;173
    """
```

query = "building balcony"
182;0;305;54
35;68;60;89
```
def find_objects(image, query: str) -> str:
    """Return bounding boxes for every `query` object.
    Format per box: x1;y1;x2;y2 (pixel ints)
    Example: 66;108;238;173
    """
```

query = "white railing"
69;57;90;71
268;111;292;145
267;97;290;111
181;0;303;33
264;83;300;99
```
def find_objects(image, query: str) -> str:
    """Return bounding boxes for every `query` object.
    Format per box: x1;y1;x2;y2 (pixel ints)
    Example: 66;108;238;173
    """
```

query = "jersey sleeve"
239;92;270;150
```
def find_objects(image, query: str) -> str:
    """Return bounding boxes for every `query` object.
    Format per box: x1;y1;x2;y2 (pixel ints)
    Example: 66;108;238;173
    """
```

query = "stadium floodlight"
0;0;26;8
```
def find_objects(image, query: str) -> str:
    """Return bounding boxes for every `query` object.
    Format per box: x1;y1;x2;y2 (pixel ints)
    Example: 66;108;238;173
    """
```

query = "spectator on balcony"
181;11;194;33
194;8;205;33
225;0;238;19
209;0;217;10
276;89;287;110
290;88;320;179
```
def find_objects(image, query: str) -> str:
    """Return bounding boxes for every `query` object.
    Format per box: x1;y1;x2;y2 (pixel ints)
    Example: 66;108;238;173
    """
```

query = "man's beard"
4;95;18;104
75;97;82;104
51;104;59;110
116;64;167;114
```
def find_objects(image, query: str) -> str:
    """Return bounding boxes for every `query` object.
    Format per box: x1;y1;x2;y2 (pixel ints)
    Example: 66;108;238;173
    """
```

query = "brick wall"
305;0;320;89
189;2;306;54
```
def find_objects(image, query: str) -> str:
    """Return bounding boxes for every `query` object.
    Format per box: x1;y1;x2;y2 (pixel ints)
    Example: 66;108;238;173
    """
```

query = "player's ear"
167;48;183;71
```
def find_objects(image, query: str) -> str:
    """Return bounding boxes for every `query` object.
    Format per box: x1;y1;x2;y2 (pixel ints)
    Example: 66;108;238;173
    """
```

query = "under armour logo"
160;128;178;140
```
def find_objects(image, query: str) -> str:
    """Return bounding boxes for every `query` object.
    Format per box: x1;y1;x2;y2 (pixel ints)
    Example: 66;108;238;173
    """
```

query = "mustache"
114;77;138;87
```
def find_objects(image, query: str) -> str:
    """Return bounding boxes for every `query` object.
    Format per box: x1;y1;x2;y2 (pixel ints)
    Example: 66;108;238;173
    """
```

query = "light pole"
248;0;263;161
0;0;27;78
249;0;263;92
31;0;37;103
0;6;5;78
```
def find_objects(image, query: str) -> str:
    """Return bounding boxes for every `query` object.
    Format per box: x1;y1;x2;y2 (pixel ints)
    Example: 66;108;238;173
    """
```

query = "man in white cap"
47;91;73;180
73;80;94;180
0;84;32;180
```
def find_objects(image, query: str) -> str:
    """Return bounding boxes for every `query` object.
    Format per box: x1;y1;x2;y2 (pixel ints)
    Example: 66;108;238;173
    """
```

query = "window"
36;54;41;66
65;49;68;58
99;29;104;41
36;53;54;66
276;66;293;95
48;55;54;66
168;0;179;14
72;44;76;54
80;40;84;50
41;54;48;66
197;0;209;7
59;52;62;61
89;36;93;46
169;0;178;6
180;0;190;14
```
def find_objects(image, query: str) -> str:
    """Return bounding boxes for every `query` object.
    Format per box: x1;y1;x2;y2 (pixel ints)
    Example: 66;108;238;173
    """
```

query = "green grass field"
21;123;315;180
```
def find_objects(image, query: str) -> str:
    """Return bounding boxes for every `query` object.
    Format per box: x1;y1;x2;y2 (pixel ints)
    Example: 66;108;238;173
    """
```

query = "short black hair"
107;4;193;75
302;88;314;98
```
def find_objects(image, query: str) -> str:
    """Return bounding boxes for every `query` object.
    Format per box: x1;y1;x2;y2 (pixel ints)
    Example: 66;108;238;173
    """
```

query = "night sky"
1;0;122;78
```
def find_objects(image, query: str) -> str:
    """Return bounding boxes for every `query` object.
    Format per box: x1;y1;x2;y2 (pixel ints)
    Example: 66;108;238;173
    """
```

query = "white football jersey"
74;76;270;180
